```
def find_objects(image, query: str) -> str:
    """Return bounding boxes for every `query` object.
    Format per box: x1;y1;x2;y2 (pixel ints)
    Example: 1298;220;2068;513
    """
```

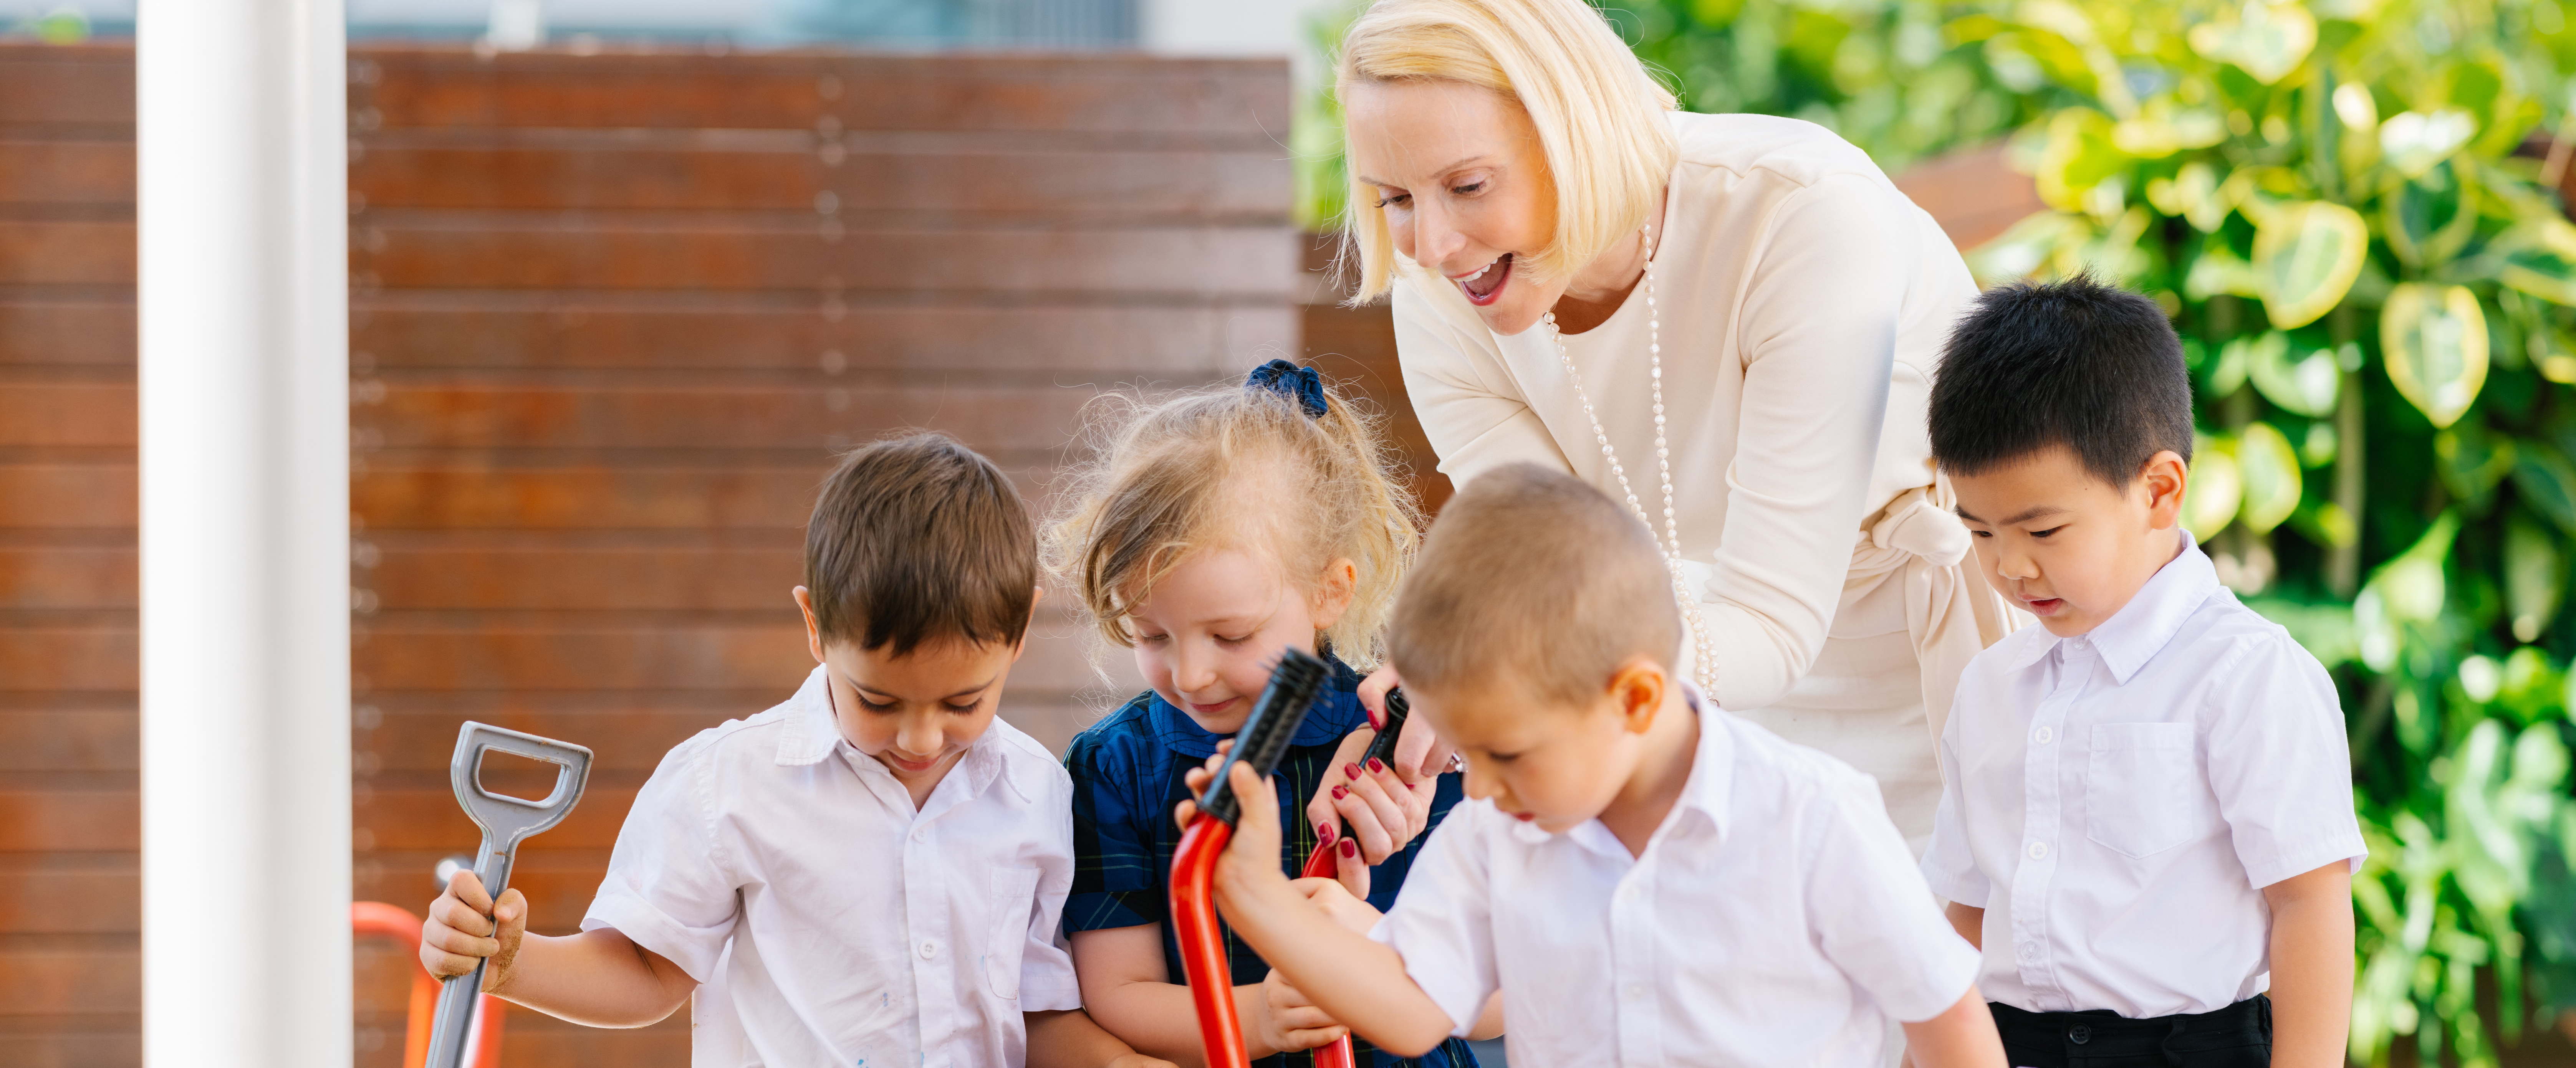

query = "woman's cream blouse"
1393;111;2012;732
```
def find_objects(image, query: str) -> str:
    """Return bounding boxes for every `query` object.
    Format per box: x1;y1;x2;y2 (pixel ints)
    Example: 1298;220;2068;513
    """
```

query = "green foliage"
1963;3;2576;1055
1296;2;2576;1058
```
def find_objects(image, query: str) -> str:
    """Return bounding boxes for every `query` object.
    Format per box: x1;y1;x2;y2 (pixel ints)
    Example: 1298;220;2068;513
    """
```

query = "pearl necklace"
1541;224;1718;696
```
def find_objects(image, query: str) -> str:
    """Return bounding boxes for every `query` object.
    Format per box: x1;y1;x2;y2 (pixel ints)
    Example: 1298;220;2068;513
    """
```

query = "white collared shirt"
584;667;1081;1067
1920;533;2366;1018
1372;698;1981;1066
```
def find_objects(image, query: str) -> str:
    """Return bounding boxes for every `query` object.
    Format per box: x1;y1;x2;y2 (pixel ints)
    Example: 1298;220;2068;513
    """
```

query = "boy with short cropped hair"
1179;463;2008;1067
1922;276;2367;1068
418;433;1167;1068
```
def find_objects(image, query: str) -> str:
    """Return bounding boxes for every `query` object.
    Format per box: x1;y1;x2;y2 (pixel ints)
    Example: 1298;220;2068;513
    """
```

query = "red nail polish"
1333;785;1349;800
1367;758;1386;775
1368;706;1384;729
1317;822;1335;843
1345;762;1362;780
1340;838;1359;858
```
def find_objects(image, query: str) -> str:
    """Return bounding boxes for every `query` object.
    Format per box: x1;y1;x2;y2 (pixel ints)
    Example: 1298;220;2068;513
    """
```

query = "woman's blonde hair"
1336;0;1678;301
1043;374;1422;671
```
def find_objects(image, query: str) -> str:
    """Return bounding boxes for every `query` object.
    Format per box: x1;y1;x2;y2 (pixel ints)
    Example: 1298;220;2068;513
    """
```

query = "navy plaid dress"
1062;657;1478;1068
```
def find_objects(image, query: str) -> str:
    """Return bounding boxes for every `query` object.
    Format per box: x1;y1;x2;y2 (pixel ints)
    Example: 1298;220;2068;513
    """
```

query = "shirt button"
2033;726;2053;745
919;940;937;959
1624;985;1646;1000
911;827;926;842
2028;840;2050;860
2018;942;2038;960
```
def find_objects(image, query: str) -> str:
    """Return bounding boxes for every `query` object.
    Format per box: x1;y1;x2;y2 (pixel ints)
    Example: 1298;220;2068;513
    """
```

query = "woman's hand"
1361;666;1459;784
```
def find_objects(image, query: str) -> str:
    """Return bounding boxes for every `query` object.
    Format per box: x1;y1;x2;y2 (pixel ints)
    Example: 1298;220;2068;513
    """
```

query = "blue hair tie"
1245;359;1329;419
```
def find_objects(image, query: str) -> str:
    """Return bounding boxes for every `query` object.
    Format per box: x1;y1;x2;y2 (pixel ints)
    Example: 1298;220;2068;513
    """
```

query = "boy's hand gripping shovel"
1171;648;1355;1068
425;722;593;1068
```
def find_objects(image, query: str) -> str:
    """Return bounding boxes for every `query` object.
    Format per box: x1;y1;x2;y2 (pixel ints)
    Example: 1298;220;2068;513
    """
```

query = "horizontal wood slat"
352;466;818;529
0;142;133;205
0;302;132;367
0;629;132;692
365;547;797;610
0;222;133;286
0;547;133;608
358;50;1289;137
0;949;138;1015
0;712;134;772
362;382;1104;451
0;465;136;528
352;302;1286;374
358;223;1294;296
0;47;133;130
0;866;136;932
352;145;1288;217
0;791;137;850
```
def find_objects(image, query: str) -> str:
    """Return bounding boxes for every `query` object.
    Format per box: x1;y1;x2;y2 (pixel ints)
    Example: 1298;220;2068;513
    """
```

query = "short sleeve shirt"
1371;695;1982;1066
1063;658;1478;1068
584;666;1080;1068
1919;532;2368;1017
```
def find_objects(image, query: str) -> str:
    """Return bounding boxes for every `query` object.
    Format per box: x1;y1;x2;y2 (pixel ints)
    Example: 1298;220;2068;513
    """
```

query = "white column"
137;2;350;1065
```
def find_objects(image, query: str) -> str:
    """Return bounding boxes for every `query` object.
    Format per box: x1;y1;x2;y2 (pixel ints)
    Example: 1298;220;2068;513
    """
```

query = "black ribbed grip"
1361;689;1411;769
1197;647;1328;827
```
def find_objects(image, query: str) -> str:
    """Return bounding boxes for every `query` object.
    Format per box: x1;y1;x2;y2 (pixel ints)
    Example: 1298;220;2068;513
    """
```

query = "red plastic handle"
1174;815;1250;1067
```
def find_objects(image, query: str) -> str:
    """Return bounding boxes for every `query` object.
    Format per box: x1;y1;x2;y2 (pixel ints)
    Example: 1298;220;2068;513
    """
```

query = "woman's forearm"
489;927;695;1028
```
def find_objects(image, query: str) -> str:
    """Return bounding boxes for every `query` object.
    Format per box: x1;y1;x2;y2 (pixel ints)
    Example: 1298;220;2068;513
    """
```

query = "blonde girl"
1045;361;1492;1067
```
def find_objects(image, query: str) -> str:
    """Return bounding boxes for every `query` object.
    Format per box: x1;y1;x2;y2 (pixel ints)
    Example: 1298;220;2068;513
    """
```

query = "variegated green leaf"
2504;514;2562;643
2434;427;2517;503
2379;108;2477;178
2245;331;2340;416
2380;283;2490;428
2511;440;2576;536
2253;200;2369;329
2182;435;2243;541
2235;421;2303;534
2185;0;2317;84
2384;164;2475;268
2496;217;2576;307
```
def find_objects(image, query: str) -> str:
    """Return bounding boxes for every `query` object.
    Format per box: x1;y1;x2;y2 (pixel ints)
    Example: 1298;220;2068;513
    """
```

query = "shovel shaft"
424;837;520;1066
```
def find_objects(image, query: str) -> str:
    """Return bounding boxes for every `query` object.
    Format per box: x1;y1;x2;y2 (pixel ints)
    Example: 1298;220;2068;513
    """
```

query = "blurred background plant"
1297;0;2576;1061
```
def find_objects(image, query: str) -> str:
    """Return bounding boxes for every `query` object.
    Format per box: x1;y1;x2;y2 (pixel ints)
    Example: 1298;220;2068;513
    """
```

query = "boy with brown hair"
418;433;1166;1068
1178;463;2008;1067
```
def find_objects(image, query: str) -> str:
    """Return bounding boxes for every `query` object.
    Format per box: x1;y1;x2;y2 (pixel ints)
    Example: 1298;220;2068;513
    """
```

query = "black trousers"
1990;995;2272;1068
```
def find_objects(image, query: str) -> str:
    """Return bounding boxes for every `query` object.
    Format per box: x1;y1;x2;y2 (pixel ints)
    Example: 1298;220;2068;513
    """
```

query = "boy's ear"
2138;450;2189;531
792;586;826;666
1606;656;1667;736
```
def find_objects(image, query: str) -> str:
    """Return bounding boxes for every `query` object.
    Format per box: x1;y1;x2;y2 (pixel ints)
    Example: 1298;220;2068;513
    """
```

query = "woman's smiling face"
1344;78;1564;336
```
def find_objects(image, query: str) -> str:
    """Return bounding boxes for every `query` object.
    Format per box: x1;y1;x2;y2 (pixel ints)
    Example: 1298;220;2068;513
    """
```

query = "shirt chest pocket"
983;866;1042;1001
2084;722;2214;858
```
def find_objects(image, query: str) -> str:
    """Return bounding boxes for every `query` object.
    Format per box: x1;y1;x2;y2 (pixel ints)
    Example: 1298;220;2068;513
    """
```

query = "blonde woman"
1308;0;2023;857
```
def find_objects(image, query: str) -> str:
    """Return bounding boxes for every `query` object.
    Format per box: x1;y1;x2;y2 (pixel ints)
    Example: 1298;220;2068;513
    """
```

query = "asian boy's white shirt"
584;666;1081;1068
1919;532;2367;1018
1371;694;1981;1067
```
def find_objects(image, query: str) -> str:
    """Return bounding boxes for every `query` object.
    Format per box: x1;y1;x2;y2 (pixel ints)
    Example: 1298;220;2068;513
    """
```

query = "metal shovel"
425;721;593;1068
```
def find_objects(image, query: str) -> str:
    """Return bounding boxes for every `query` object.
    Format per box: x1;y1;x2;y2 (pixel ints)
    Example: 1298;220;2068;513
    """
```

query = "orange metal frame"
351;901;507;1068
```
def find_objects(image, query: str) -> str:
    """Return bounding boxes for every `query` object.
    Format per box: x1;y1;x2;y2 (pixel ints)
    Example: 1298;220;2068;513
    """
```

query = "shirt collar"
1144;656;1364;759
2002;529;2217;684
775;663;1016;802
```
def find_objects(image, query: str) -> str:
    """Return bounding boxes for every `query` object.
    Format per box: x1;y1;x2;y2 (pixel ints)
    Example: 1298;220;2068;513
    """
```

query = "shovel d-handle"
425;722;594;1068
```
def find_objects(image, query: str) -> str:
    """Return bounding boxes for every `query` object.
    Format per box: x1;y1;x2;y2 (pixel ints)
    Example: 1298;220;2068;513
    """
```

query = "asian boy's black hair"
1928;273;2195;484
